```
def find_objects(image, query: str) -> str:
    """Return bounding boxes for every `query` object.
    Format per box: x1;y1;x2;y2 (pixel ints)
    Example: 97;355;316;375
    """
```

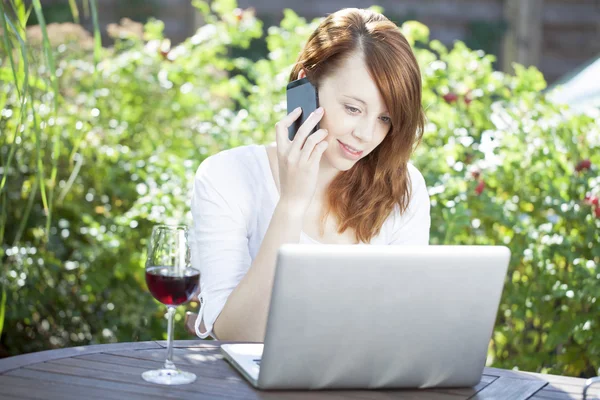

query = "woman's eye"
345;106;360;114
381;116;391;124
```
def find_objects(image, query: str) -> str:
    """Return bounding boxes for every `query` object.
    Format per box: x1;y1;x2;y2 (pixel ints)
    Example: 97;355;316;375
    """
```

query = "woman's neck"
314;156;340;199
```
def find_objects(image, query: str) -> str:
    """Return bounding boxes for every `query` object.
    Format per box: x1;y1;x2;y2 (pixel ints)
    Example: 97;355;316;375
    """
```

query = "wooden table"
0;340;596;400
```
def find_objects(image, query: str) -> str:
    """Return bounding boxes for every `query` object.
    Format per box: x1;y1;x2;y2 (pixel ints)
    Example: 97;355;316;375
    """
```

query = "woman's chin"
323;151;359;172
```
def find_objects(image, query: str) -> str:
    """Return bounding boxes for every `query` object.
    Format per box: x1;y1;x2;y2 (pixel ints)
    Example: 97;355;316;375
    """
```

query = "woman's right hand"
275;106;329;215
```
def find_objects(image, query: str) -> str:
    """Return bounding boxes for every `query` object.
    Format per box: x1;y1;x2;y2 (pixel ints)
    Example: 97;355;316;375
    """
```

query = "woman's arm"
214;107;329;341
389;164;431;245
213;202;304;341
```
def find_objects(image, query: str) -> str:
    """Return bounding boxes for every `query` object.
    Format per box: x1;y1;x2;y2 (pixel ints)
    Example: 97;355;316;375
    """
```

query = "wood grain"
0;340;591;400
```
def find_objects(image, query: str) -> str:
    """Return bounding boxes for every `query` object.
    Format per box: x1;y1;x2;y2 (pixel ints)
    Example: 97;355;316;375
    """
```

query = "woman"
191;8;430;342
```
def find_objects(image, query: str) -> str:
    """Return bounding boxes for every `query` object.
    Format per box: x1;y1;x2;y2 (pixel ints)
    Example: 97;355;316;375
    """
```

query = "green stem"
13;177;39;245
0;191;6;248
443;221;455;244
67;0;80;24
89;0;101;68
83;0;90;19
0;281;6;339
0;5;20;98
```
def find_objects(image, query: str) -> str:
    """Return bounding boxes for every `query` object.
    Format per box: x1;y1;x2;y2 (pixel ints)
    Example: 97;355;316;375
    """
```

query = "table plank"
19;362;254;399
8;355;400;400
530;378;594;396
6;367;245;399
530;381;600;399
52;357;163;375
155;339;241;348
98;351;497;399
482;367;550;381
529;390;582;400
0;374;161;400
0;341;162;374
106;348;496;398
540;378;597;394
0;380;99;400
0;341;591;400
467;376;548;399
154;343;498;396
103;347;239;378
160;342;591;399
482;367;589;387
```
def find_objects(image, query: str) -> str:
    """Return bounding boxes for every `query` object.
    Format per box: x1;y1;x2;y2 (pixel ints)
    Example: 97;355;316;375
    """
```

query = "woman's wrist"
275;199;307;221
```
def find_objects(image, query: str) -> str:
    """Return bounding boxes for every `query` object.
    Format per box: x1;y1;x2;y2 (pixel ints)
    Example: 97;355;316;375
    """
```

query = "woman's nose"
352;119;377;142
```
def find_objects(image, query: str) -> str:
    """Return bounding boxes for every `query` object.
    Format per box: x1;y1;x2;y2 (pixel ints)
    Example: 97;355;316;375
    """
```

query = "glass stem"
164;306;176;370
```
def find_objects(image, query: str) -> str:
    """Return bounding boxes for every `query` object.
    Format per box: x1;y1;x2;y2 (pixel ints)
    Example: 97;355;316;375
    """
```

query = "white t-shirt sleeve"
389;164;431;245
190;152;252;339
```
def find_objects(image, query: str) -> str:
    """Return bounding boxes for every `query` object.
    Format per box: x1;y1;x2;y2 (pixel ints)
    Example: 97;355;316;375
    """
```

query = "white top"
190;144;431;339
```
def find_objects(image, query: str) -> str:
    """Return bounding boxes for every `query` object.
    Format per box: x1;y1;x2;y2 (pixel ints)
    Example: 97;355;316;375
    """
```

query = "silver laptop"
221;244;510;390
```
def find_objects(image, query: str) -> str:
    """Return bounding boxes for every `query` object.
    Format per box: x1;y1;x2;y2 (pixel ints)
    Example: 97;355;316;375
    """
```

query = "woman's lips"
338;140;363;159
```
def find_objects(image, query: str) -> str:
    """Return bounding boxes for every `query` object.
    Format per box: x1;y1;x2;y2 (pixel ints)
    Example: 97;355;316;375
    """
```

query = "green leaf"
192;0;211;16
89;0;102;67
211;0;237;17
144;18;165;41
0;284;5;338
67;0;80;24
0;12;31;201
14;0;26;35
83;0;90;18
401;20;430;44
31;0;58;112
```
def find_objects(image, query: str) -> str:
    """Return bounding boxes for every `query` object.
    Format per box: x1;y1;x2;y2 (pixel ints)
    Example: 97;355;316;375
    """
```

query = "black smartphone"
286;77;320;141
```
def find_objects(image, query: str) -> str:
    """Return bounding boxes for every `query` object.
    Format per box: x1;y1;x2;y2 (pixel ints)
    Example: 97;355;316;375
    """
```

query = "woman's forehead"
323;55;386;111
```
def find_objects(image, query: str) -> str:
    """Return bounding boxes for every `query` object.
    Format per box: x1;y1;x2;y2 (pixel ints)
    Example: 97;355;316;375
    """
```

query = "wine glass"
142;224;200;385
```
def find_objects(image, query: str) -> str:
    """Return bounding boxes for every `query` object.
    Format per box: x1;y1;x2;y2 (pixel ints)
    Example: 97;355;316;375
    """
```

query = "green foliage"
1;0;599;378
412;28;600;377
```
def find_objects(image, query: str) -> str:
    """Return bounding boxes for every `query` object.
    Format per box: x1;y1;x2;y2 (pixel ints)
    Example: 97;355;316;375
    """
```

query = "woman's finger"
308;139;329;165
288;107;324;160
275;107;303;152
299;129;328;164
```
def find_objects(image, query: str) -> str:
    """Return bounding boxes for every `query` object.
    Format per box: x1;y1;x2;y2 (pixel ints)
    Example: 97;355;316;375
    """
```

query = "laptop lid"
257;244;510;390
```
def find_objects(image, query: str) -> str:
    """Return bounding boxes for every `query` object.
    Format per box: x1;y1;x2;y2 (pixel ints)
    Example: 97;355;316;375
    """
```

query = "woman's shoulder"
196;144;261;172
406;162;427;192
387;163;429;225
194;144;267;198
195;145;264;182
382;162;431;244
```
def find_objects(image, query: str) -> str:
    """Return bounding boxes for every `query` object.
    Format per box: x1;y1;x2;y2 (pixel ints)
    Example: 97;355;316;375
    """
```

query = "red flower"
595;206;600;218
475;180;485;196
464;96;472;105
575;159;592;172
443;93;458;104
585;195;599;206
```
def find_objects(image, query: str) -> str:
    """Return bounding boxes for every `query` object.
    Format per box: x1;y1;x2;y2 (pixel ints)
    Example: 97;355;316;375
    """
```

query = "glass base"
142;368;197;385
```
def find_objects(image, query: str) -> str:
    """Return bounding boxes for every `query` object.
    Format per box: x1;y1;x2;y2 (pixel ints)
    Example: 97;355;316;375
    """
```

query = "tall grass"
0;0;100;339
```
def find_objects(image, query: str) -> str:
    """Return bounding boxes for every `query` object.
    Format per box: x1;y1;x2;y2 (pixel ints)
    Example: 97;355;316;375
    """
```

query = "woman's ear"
298;69;306;80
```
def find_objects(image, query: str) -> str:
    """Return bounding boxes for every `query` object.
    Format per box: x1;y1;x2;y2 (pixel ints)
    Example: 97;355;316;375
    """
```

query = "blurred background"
1;0;599;380
38;0;600;91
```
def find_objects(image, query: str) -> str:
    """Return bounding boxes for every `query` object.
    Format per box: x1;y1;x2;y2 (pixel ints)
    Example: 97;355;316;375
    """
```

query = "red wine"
146;266;200;306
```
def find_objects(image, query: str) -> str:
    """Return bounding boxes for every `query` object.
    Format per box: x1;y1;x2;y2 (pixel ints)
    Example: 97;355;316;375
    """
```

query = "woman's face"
302;52;392;171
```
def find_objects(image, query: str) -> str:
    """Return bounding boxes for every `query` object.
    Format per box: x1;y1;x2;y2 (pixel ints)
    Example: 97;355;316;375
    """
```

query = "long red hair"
289;8;425;243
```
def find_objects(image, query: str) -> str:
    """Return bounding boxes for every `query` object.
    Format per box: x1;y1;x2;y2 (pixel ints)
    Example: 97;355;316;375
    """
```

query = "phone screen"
286;77;320;141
